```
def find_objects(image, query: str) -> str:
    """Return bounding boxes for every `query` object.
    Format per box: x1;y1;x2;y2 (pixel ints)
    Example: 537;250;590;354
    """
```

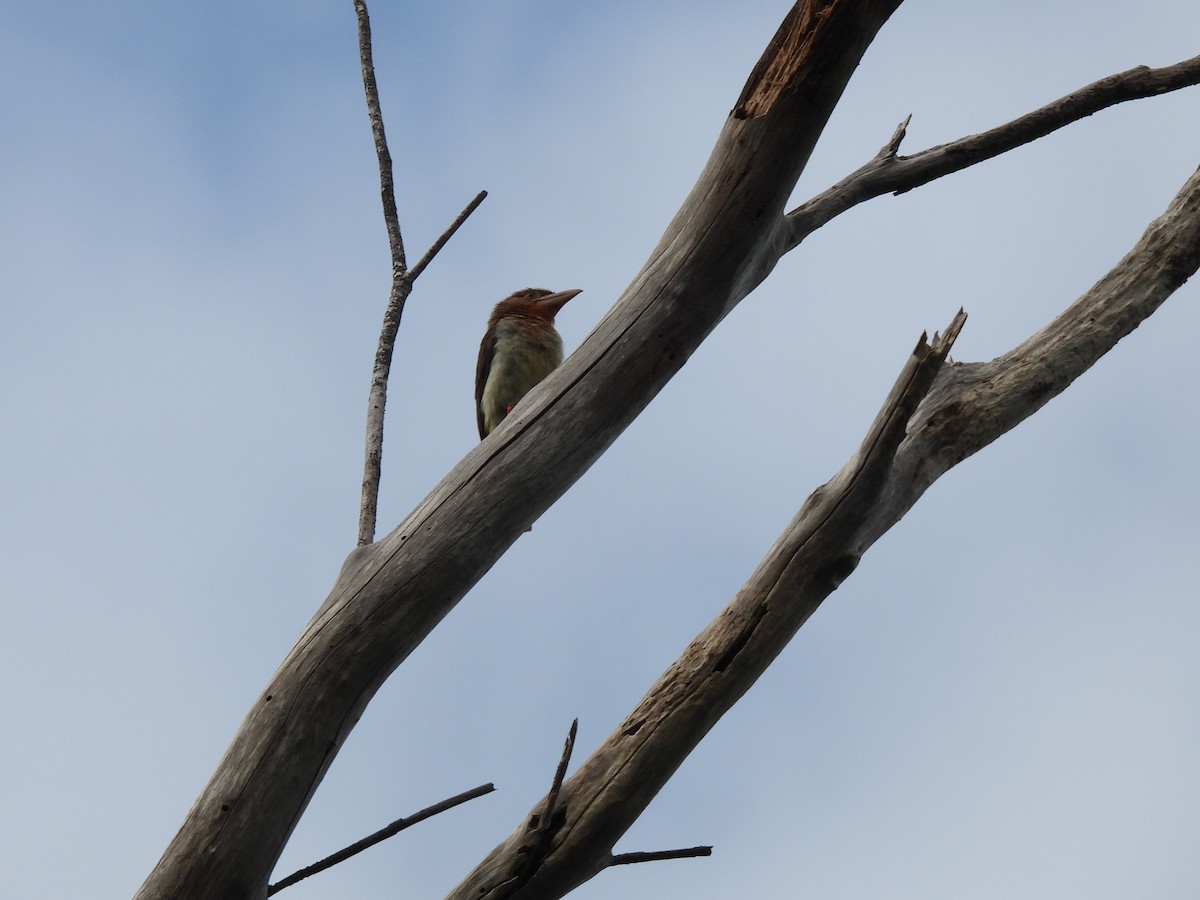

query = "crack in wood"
712;603;769;673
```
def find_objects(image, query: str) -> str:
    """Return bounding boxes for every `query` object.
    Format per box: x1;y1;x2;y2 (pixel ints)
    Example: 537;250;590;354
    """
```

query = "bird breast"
481;317;564;425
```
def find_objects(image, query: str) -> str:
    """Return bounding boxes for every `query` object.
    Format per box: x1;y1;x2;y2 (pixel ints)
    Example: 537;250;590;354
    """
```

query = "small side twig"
877;113;911;157
610;846;713;866
497;719;579;895
409;189;488;283
353;0;487;547
266;782;495;895
542;718;578;830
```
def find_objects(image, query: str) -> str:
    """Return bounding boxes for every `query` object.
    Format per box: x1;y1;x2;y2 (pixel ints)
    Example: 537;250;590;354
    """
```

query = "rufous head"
490;287;582;325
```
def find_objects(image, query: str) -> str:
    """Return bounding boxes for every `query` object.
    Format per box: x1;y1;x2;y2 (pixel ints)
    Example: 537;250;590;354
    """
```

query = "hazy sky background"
4;2;1200;898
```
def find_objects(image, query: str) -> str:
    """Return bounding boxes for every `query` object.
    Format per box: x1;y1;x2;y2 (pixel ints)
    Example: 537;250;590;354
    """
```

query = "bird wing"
475;328;494;439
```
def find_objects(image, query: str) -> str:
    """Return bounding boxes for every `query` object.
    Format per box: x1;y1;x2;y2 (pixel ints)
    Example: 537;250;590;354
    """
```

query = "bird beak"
534;288;582;316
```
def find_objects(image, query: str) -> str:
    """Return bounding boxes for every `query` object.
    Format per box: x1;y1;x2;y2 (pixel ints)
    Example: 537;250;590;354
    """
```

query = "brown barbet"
475;288;581;439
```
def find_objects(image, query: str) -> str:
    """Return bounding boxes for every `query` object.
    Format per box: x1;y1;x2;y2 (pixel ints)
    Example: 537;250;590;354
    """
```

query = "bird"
475;287;582;439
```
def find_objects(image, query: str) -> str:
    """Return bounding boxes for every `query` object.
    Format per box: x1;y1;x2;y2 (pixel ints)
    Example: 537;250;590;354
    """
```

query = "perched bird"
475;287;582;439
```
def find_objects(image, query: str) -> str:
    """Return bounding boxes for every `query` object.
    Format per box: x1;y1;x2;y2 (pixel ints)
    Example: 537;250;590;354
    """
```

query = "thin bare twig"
266;782;495;895
786;54;1200;246
134;3;1200;894
452;163;1200;900
487;720;579;898
410;189;489;283
610;846;713;866
353;0;488;546
543;719;578;831
356;0;408;547
354;0;405;274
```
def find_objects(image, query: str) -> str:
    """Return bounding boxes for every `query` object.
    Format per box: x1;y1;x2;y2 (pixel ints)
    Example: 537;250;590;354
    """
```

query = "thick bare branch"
449;160;1200;900
787;54;1200;245
873;161;1200;540
135;2;1200;897
136;4;905;896
447;310;967;899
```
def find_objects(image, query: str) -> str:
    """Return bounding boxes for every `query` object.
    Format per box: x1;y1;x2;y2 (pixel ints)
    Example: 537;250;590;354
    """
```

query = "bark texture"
133;3;903;897
133;2;1200;897
448;159;1200;900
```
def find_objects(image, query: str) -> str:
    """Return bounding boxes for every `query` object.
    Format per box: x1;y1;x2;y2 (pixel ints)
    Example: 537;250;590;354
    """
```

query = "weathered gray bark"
133;1;1200;897
134;4;903;897
449;158;1200;899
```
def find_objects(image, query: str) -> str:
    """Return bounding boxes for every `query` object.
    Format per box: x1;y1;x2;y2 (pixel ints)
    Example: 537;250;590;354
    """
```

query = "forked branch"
447;309;968;899
451;161;1200;900
132;4;1199;898
354;0;486;546
787;53;1200;244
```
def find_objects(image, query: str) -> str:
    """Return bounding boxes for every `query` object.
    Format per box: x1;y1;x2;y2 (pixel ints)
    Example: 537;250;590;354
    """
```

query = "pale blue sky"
3;3;1200;898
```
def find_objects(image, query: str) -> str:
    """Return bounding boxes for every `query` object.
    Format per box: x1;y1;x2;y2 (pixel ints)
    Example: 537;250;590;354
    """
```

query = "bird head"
489;287;582;326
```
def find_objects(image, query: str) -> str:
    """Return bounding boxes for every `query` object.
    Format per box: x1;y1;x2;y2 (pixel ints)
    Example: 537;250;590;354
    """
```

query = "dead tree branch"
133;2;1200;897
481;721;580;898
447;309;969;898
355;0;486;546
410;189;488;284
787;53;1200;245
609;847;713;866
449;160;1200;899
136;6;907;894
